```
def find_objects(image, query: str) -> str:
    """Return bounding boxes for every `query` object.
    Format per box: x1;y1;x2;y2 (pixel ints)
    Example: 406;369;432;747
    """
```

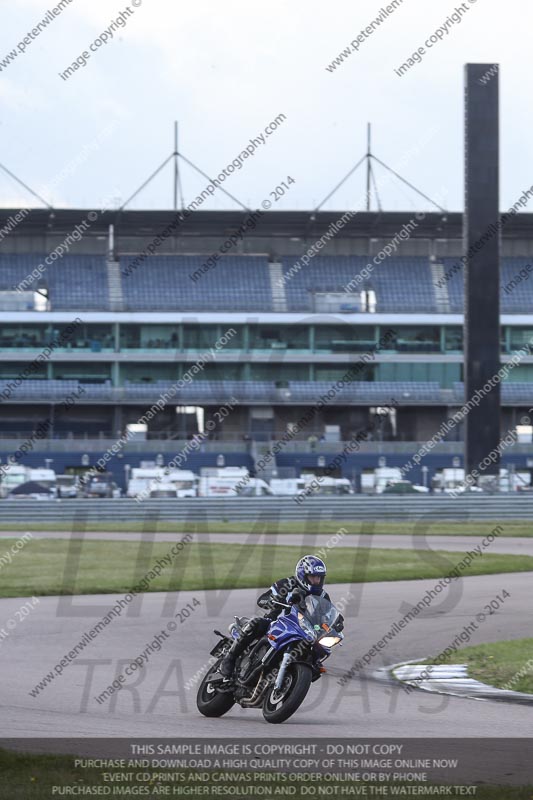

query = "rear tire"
262;663;312;724
196;664;235;717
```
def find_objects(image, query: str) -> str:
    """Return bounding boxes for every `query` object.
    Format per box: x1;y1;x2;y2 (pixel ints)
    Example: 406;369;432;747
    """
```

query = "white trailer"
0;465;28;498
269;478;308;496
126;467;166;497
199;467;272;496
162;469;198;497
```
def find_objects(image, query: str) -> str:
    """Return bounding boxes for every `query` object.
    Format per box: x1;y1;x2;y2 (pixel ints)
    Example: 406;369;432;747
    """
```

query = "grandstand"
0;207;532;489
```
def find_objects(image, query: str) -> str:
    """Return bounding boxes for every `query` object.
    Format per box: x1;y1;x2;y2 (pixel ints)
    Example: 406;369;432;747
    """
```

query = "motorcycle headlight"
319;635;342;648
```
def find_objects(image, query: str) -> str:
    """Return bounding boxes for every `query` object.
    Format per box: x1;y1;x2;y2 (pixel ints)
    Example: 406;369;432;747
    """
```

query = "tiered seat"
120;255;272;311
439;258;463;313
0;254;44;290
0;254;109;309
281;256;437;312
81;381;114;400
453;382;533;404
1;252;531;313
0;378;455;405
501;259;533;312
440;257;533;314
502;383;533;403
47;256;109;309
288;381;442;403
0;379;79;400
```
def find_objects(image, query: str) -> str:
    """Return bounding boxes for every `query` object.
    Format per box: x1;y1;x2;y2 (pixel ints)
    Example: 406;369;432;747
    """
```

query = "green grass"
0;519;530;535
2;538;533;598
424;637;533;694
0;749;531;800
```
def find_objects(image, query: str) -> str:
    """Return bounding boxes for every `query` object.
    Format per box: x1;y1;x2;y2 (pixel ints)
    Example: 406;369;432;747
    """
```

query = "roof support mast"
175;121;186;210
314;124;446;214
366;122;371;211
119;122;249;212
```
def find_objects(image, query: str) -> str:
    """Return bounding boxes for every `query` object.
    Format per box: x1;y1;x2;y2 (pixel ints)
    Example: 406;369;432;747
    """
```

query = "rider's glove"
288;589;305;605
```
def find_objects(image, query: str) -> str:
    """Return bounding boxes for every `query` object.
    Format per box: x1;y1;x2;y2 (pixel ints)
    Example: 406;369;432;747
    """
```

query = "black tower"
464;63;501;478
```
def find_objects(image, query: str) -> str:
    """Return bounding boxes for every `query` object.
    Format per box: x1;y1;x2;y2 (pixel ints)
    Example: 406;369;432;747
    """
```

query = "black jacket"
257;576;331;617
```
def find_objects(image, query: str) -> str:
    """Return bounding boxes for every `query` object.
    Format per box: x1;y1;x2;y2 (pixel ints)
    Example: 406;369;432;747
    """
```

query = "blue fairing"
267;606;316;651
232;595;341;655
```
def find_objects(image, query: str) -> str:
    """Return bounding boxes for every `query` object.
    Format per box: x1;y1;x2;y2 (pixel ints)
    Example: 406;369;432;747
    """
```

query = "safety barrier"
0;495;530;524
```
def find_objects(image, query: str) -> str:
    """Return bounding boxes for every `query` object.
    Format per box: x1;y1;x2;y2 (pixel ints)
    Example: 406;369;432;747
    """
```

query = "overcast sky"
0;0;531;214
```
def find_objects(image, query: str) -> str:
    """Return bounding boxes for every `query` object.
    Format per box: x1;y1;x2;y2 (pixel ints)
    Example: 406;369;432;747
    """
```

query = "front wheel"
196;664;235;717
262;663;312;724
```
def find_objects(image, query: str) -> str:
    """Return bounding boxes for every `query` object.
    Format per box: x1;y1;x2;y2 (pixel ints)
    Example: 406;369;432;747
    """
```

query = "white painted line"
385;661;533;704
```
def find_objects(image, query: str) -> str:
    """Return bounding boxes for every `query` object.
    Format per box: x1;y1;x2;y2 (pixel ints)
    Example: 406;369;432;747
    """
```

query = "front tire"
262;663;312;724
196;664;235;717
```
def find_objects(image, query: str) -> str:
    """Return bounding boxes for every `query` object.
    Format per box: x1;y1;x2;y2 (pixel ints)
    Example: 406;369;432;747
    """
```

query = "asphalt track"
1;569;532;740
2;529;533;556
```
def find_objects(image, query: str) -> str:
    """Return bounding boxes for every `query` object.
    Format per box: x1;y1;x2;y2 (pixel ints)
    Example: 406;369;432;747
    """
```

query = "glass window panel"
0;325;47;348
0;324;113;350
52;364;112;381
183;325;243;350
121;364;176;383
315;364;375;381
390;327;440;353
249;364;309;380
445;327;463;352
509;327;533;353
201;363;243;381
0;361;47;379
314;325;375;352
248;326;309;350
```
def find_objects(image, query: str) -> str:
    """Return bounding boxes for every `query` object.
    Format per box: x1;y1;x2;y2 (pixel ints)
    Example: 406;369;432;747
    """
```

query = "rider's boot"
220;636;249;677
219;620;259;677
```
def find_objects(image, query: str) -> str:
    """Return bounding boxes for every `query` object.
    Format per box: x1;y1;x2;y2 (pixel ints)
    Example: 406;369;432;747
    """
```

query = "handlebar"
271;599;291;609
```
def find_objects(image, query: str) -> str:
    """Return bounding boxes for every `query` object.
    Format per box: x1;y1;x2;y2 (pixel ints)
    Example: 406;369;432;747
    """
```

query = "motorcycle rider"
219;555;343;678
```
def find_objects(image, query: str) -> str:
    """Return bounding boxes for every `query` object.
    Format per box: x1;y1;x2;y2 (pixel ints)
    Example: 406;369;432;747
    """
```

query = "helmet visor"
306;573;325;589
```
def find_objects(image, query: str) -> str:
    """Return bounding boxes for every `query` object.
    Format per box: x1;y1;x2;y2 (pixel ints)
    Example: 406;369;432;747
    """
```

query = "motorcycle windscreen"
302;595;341;630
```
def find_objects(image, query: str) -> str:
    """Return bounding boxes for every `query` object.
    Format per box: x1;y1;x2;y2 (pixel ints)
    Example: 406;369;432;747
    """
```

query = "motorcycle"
197;594;344;724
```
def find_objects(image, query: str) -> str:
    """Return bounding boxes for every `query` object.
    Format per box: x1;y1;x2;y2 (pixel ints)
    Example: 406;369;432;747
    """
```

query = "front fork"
274;651;293;690
274;643;322;689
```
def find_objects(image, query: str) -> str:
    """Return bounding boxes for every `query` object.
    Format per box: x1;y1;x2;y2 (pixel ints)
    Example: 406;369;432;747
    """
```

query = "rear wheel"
196;663;235;717
262;663;312;724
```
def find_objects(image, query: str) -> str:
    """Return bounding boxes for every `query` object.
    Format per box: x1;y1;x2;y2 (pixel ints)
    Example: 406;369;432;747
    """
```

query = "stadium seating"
288;381;443;403
0;378;448;405
47;256;109;310
281;255;437;312
440;257;533;314
0;254;109;310
2;377;529;406
501;383;533;403
120;380;447;404
501;259;533;312
454;381;533;404
0;379;80;400
439;258;463;313
1;252;532;313
0;254;43;292
120;255;272;311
